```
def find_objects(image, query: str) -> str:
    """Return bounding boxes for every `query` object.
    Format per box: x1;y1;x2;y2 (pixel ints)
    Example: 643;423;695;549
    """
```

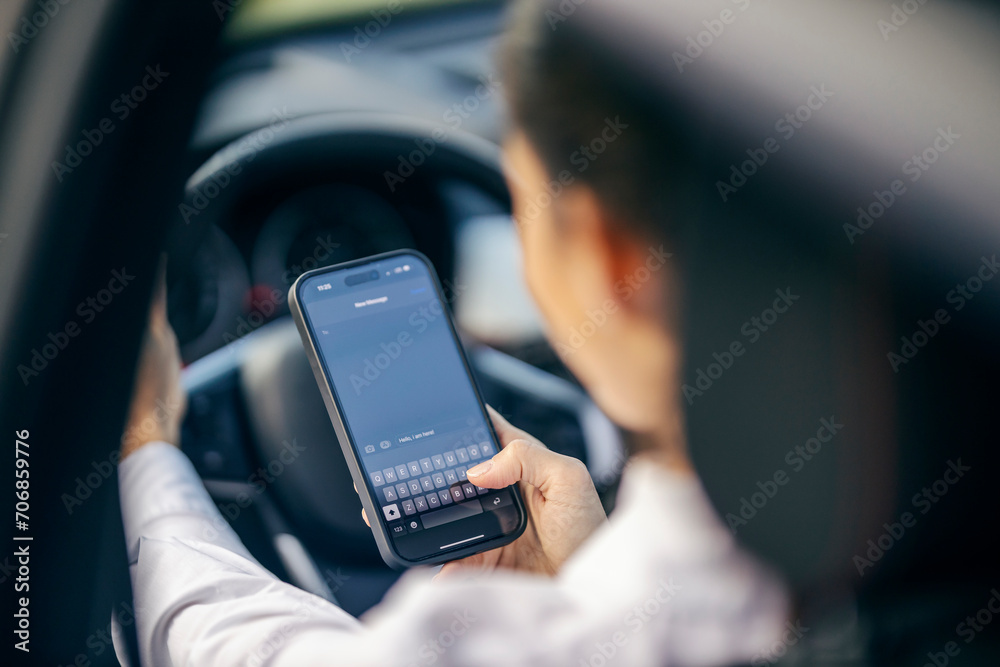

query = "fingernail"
467;459;493;477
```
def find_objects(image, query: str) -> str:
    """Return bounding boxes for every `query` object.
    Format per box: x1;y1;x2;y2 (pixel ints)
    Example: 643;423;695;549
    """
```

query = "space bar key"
421;499;484;529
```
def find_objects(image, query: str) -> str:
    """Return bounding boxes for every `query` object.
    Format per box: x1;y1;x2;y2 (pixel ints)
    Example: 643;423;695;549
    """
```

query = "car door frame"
0;1;225;663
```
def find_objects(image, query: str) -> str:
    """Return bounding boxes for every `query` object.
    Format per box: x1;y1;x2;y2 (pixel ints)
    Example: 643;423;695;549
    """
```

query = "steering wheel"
173;113;624;613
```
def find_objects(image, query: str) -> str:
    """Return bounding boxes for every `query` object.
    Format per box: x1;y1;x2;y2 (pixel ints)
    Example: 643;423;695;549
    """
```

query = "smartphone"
289;250;527;568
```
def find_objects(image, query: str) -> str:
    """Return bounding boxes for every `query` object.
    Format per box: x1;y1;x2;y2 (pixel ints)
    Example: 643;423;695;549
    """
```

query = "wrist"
121;411;180;459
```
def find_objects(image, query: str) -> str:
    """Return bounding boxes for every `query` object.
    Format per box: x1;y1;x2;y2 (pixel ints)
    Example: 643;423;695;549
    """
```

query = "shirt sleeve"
119;443;788;667
119;443;371;666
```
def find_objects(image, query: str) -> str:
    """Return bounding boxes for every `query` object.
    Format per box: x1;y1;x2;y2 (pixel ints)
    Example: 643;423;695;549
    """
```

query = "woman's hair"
499;0;691;244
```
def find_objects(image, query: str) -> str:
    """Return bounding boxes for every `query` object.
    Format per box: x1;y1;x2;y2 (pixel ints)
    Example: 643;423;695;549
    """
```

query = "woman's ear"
554;186;672;325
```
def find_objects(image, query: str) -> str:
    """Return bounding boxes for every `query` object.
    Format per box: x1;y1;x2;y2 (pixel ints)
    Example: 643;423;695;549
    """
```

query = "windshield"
227;0;495;41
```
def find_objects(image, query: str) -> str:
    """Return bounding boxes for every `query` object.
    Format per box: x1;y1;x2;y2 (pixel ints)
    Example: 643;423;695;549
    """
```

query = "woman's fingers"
467;437;589;495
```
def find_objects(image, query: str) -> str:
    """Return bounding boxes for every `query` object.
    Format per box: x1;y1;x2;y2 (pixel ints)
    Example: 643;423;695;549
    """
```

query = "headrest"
551;0;1000;602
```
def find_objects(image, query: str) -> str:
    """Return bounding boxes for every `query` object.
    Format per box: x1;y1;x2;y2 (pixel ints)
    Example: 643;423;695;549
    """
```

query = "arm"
120;443;366;667
117;272;614;666
118;274;366;665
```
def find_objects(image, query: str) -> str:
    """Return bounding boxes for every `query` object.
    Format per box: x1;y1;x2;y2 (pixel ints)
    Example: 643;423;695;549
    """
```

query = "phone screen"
296;252;521;561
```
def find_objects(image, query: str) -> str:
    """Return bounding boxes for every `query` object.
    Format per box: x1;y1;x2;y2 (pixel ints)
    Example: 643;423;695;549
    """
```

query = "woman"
119;1;789;664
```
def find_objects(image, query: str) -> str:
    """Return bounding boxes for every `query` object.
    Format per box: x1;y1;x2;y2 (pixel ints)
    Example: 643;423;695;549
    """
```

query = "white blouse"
118;442;788;666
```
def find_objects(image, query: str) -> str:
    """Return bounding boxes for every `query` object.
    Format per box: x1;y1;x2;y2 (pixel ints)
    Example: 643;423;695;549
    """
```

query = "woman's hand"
437;406;606;577
363;406;607;578
120;268;186;459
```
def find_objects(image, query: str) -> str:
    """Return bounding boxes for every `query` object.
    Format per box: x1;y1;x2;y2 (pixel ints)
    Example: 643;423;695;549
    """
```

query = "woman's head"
499;0;691;443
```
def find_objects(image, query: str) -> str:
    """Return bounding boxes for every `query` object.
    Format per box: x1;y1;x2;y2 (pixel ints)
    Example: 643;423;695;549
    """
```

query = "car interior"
0;0;997;665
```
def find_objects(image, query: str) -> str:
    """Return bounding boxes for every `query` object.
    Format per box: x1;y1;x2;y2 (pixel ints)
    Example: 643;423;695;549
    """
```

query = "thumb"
467;438;587;495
